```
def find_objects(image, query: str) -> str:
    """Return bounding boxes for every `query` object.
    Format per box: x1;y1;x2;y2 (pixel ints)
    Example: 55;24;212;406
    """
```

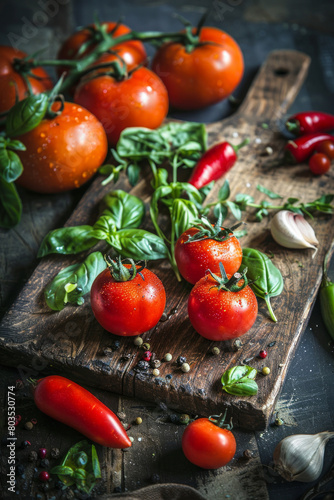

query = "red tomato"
308;152;331;175
316;140;334;160
175;227;243;285
90;265;166;336
188;272;258;341
0;45;53;115
151;27;244;110
57;22;147;76
182;418;236;469
33;375;131;448
15;101;108;193
74;66;168;145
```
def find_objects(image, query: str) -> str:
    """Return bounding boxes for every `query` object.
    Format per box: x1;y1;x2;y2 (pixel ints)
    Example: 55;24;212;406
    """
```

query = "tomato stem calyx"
207;262;248;293
208;409;233;430
105;255;146;282
185;215;243;244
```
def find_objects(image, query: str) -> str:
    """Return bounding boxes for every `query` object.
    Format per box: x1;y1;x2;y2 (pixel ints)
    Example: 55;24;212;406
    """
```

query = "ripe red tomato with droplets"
74;66;168;145
0;45;53;116
308;152;331;175
182;417;236;469
152;27;244;110
188;272;258;341
57;22;147;76
90;265;166;336
175;226;243;285
15;101;108;193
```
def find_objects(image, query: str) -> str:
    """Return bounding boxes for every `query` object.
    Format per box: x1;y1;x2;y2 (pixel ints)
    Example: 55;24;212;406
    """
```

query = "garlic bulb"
270;210;319;257
273;431;334;482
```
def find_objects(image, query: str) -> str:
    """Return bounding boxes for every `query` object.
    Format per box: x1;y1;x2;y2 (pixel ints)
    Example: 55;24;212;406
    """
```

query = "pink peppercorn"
259;350;267;359
39;471;50;482
142;350;152;362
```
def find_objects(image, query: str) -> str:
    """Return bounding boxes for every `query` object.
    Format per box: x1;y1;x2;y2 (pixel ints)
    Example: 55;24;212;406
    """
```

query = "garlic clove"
270;210;318;257
273;431;334;483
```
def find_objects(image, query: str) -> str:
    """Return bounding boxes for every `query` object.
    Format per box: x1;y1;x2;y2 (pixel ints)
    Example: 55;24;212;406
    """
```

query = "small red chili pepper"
286;111;334;136
284;133;334;164
188;138;249;189
259;350;267;359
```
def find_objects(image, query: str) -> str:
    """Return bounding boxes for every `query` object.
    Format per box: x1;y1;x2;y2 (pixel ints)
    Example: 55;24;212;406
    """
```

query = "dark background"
0;1;334;499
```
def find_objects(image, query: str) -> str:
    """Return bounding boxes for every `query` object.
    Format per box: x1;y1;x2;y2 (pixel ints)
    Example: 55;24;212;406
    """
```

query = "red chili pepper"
286;111;334;136
188;138;249;189
284;133;334;164
32;375;131;449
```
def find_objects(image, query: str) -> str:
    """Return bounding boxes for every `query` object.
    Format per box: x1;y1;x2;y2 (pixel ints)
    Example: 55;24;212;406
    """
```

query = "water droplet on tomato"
40;132;46;138
37;147;42;153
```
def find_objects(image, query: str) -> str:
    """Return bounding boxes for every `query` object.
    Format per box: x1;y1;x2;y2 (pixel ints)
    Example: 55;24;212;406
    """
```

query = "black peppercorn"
176;356;187;366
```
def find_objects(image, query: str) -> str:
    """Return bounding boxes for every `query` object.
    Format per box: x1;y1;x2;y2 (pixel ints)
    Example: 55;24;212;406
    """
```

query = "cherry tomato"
188;272;258;341
33;375;131;448
90;265;166;336
182;418;236;469
316;140;334;160
152;27;244;110
0;45;53;116
15;101;108;193
308;152;331;175
175;227;242;285
74;66;168;145
57;22;147;76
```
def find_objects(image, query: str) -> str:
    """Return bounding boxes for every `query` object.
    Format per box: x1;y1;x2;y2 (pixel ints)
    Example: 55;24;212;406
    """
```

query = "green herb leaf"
110;229;168;261
213;202;228;222
44;251;107;310
218;180;230;201
5;92;49;137
221;365;258;396
226;200;242;220
0;148;23;182
99;190;145;230
127;163;141;186
0;177;22;228
256;184;283;199
38;226;101;257
240;247;284;322
171;198;198;239
50;466;74;476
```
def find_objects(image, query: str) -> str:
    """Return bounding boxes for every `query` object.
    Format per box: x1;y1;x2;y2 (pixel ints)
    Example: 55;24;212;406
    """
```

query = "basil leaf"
92;216;117;239
99;190;145;229
218;180;230;201
45;251;106;310
110;229;168;260
160;121;207;151
171;198;198;239
213;203;228;222
0;177;22;228
7;139;26;151
0;148;23;182
240;247;284;322
127;163;141;186
38;225;101;257
226;200;242;220
256;184;283;199
6;93;49;137
221;365;258;396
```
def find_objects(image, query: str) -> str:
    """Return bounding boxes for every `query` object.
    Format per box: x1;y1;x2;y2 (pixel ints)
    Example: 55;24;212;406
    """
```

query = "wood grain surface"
1;49;333;431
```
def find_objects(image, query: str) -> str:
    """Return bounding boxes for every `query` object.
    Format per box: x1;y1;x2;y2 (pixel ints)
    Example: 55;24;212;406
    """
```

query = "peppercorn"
135;417;143;425
103;347;113;356
181;362;190;373
262;367;271;376
169;414;179;424
159;312;168;322
111;340;121;351
142;350;152;362
136;360;149;371
142;343;150;350
50;447;60;459
179;414;190;425
134;337;143;346
28;451;38;462
151;359;161;369
177;355;187;366
30;418;38;425
129;436;134;442
21;440;31;449
24;422;33;431
40;458;50;468
259;349;268;359
152;368;160;377
233;339;242;351
164;353;172;362
38;448;47;459
211;346;220;355
39;471;50;482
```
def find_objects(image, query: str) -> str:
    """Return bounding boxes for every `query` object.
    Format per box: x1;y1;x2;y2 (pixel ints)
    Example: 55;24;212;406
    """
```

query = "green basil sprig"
99;189;145;229
240;247;284;322
0;177;22;229
45;251;107;311
51;440;101;493
221;365;258;396
109;229;168;260
5;93;49;137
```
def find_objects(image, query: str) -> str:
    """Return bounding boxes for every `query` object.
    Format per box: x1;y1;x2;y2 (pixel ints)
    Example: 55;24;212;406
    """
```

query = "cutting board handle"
235;49;311;122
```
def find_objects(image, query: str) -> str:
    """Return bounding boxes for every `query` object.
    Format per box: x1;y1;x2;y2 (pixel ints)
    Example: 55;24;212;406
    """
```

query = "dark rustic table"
1;1;334;500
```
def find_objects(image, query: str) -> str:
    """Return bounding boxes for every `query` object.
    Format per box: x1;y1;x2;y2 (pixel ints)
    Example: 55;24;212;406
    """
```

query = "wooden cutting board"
1;50;333;430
